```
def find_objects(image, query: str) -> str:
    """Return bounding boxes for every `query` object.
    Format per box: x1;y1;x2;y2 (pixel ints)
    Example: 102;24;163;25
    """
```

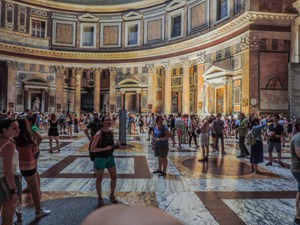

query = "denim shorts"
94;156;116;171
292;171;300;191
267;141;281;152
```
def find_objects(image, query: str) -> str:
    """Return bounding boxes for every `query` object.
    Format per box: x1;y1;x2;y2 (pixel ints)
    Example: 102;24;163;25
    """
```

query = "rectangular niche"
144;15;164;44
30;17;47;38
52;20;76;46
215;0;229;23
18;6;27;33
125;21;140;47
168;9;184;40
188;0;209;34
100;22;121;48
80;23;96;48
5;2;14;30
233;87;240;105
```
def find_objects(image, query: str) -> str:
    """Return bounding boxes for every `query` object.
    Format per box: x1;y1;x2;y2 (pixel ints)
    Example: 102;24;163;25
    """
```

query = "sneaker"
265;162;273;166
158;172;167;177
253;169;261;174
250;168;255;173
35;208;51;219
294;217;300;225
237;154;245;158
153;169;163;174
278;161;285;167
221;151;227;156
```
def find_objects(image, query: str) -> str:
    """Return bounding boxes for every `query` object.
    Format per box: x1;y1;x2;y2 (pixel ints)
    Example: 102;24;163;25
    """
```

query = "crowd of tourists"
1;108;300;224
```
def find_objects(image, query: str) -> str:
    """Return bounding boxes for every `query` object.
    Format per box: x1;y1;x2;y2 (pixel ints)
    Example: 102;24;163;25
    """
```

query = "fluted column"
181;60;192;114
197;54;205;114
6;61;18;111
92;68;102;113
55;66;65;113
147;64;157;113
163;63;172;115
74;67;82;116
109;67;117;113
204;82;209;113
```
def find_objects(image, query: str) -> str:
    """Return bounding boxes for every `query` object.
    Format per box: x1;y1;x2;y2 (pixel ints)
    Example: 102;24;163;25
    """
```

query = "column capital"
162;62;173;71
137;90;142;94
55;65;65;74
222;78;233;85
91;67;102;74
146;64;157;73
72;67;83;75
196;52;206;64
240;36;261;50
180;59;192;68
6;60;18;70
109;67;117;74
120;90;126;94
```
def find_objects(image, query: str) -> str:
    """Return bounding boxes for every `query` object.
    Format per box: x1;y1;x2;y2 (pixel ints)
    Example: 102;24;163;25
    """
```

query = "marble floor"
20;127;297;225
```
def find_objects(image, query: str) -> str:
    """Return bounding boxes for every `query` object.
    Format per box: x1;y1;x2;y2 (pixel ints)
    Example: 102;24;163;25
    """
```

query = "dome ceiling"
21;0;169;12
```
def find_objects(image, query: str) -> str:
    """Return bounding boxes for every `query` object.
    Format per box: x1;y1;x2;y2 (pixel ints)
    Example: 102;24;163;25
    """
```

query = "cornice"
17;0;169;13
0;11;296;63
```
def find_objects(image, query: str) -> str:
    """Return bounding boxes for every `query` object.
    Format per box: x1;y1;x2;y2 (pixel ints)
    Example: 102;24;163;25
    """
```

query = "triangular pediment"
203;66;233;82
78;13;99;22
123;11;143;21
166;0;186;12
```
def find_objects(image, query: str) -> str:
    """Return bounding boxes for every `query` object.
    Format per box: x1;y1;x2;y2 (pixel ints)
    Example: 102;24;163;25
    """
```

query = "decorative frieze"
240;36;261;50
6;60;18;70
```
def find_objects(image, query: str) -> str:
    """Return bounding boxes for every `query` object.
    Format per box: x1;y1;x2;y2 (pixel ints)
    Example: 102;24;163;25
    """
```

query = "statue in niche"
32;97;40;112
266;78;282;89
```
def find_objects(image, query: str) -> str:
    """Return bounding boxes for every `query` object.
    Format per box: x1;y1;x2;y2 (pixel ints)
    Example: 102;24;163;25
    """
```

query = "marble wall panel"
56;23;73;44
147;19;162;41
191;1;206;30
103;26;119;45
259;0;283;13
259;52;288;90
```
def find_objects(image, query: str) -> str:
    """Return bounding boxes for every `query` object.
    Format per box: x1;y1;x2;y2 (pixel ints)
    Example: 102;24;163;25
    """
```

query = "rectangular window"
83;71;87;79
31;20;46;38
234;0;242;13
216;0;228;21
90;72;94;79
193;65;197;73
171;15;181;38
83;26;94;47
128;24;138;45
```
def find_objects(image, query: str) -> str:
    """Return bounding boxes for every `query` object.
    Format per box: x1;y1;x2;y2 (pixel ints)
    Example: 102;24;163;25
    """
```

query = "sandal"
97;198;105;207
109;194;118;204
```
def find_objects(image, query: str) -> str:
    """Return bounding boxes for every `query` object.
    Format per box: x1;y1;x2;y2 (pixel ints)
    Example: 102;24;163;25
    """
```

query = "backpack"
245;130;257;145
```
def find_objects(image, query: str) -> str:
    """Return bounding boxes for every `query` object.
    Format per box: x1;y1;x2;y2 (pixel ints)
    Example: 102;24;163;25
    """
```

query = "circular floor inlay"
182;157;252;176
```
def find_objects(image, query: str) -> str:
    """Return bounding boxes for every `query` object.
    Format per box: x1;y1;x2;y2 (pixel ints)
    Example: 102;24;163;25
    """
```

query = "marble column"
181;60;192;114
197;55;205;115
204;82;209;113
55;66;65;113
163;63;172;115
109;67;117;113
92;68;102;113
24;89;29;111
121;91;126;110
74;67;82;116
45;91;49;112
6;61;18;111
41;90;45;112
147;64;157;113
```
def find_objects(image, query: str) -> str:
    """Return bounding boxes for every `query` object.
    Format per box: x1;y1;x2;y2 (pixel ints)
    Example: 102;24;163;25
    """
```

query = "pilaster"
197;54;205;114
162;63;172;115
55;65;65;113
146;64;157;113
181;59;192;114
109;67;117;113
6;60;17;111
73;67;82;116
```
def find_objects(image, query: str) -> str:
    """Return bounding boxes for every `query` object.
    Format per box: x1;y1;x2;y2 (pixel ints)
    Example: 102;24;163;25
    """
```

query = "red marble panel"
56;23;73;44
